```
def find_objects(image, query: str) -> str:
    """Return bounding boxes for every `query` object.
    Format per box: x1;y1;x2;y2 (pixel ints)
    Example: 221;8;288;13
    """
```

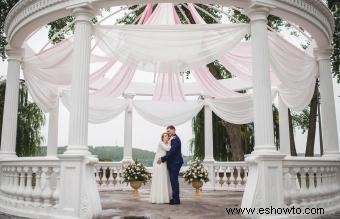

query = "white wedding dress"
150;141;172;204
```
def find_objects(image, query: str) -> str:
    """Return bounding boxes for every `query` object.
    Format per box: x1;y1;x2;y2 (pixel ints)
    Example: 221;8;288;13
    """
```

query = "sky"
0;6;339;156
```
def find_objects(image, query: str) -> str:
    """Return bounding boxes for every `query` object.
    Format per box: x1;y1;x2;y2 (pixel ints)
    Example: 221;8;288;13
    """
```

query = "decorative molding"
5;0;69;44
4;0;334;47
277;0;334;43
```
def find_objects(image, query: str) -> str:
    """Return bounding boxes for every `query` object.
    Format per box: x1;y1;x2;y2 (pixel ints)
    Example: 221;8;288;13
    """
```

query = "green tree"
328;1;340;81
0;0;19;59
0;78;45;156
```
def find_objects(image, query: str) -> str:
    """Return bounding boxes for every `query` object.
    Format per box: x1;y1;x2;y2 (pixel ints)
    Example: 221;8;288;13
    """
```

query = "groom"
157;125;183;205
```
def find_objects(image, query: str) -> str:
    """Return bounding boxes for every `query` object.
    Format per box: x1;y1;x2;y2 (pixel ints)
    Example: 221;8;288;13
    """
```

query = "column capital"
314;47;333;61
245;2;275;22
68;3;95;22
5;46;24;61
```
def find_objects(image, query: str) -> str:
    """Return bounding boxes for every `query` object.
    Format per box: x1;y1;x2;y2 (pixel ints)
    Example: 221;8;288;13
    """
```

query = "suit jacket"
161;134;184;167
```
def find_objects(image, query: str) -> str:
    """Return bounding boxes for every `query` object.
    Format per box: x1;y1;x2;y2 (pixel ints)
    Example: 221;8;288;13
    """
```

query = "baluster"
213;166;218;189
31;167;42;207
0;167;8;203
324;167;333;207
95;166;101;187
52;167;60;207
218;166;225;188
9;166;18;198
23;166;33;204
235;166;242;189
329;166;337;205
289;167;300;206
299;167;308;204
243;166;248;186
2;167;10;205
119;166;124;188
112;167;118;188
102;166;108;186
308;167;318;207
16;166;25;203
224;166;230;188
334;167;340;194
41;167;53;207
331;167;338;194
323;167;330;197
229;166;235;188
1;167;8;193
306;167;314;205
107;167;113;188
214;166;219;188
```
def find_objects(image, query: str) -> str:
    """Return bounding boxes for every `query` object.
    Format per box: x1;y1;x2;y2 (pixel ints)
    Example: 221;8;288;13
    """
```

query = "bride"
150;132;172;204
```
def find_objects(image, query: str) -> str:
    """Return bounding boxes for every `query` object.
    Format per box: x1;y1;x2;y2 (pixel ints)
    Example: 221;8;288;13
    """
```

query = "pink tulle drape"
93;64;136;97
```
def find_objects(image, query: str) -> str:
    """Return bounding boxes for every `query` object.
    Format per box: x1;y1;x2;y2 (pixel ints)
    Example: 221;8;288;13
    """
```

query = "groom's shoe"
169;199;180;205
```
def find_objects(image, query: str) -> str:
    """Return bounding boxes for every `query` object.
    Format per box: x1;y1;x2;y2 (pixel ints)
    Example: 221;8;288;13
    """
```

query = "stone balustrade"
94;161;126;191
282;157;340;213
94;161;248;191
0;157;61;218
213;161;248;191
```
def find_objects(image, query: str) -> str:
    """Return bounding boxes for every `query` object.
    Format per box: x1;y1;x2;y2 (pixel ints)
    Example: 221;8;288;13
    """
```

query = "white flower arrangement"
122;160;151;184
183;158;209;183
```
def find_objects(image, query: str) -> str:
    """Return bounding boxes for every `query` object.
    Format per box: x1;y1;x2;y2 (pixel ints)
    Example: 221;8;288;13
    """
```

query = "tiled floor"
98;189;243;219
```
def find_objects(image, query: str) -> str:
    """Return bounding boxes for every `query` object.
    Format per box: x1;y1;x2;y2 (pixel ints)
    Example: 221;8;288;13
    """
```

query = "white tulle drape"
94;23;250;72
133;100;205;126
205;97;254;124
61;92;129;124
20;2;318;128
268;32;317;111
22;39;112;112
219;33;317;111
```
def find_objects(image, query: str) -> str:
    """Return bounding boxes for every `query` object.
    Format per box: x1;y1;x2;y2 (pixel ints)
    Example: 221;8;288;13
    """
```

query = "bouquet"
183;158;209;183
122;160;152;184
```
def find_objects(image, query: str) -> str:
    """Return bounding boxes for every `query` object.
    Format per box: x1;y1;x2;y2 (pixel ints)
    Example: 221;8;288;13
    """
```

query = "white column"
65;6;94;155
204;104;214;161
314;48;340;156
241;5;285;214
248;5;276;153
0;48;23;159
47;100;59;156
122;95;134;163
278;95;290;155
203;102;215;190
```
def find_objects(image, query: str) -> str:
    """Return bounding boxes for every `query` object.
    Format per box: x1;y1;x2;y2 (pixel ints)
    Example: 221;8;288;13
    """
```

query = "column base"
241;153;285;218
251;145;280;155
58;154;101;218
0;152;17;160
64;145;91;156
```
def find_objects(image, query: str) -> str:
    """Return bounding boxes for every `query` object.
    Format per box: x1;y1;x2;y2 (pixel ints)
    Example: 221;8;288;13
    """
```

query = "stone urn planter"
192;180;203;198
130;181;143;199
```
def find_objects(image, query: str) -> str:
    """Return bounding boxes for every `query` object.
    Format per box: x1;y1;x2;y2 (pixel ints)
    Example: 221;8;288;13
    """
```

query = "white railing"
0;156;101;219
0;157;61;218
283;157;340;213
94;162;126;191
94;161;248;191
213;161;248;191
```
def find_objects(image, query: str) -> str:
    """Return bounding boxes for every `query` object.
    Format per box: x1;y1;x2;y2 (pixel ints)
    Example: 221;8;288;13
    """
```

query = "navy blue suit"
161;134;183;202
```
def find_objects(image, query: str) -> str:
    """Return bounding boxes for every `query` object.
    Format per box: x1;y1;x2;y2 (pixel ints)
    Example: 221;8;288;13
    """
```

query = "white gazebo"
0;1;339;219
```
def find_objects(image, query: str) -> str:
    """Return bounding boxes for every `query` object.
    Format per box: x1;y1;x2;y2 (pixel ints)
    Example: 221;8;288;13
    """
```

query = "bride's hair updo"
161;132;169;141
